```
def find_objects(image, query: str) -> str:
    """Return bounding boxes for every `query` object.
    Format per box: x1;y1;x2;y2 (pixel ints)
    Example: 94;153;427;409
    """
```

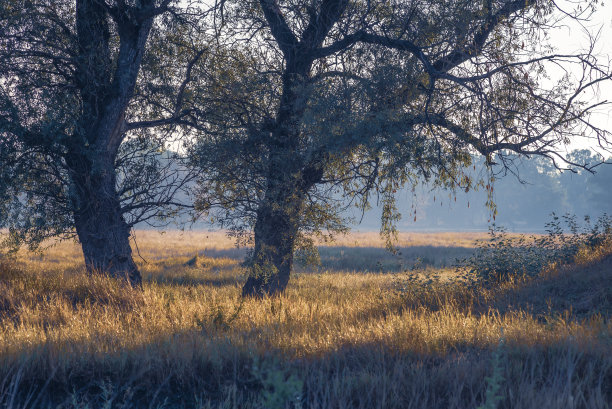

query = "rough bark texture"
70;155;141;286
242;186;304;296
241;0;335;296
69;0;155;286
241;72;310;296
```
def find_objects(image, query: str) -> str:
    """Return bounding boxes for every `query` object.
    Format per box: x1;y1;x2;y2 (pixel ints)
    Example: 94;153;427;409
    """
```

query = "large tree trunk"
241;155;325;297
66;0;155;288
242;183;304;297
70;155;141;287
241;50;322;296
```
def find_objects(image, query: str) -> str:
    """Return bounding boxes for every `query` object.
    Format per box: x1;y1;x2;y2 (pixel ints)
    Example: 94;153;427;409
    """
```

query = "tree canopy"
1;0;610;295
189;0;611;295
0;0;210;284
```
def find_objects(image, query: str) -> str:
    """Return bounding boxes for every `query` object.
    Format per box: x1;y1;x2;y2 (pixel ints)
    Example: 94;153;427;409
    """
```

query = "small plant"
456;225;551;283
478;331;506;409
457;213;612;284
252;357;303;409
208;298;244;330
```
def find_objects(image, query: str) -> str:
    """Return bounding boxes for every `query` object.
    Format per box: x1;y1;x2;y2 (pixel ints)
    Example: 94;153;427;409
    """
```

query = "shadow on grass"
145;274;242;288
314;245;476;272
139;245;476;290
489;253;612;320
3;248;611;408
2;324;610;409
195;245;476;272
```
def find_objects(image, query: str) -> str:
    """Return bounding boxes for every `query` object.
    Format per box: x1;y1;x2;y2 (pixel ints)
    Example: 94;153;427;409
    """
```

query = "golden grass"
15;230;494;262
0;231;610;408
316;230;501;248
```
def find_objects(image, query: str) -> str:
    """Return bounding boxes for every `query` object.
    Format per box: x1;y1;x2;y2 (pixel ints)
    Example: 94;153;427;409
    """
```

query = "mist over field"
153;152;612;233
353;154;612;232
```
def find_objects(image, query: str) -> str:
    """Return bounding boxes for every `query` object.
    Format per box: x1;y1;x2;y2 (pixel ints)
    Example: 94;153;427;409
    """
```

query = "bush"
457;213;612;283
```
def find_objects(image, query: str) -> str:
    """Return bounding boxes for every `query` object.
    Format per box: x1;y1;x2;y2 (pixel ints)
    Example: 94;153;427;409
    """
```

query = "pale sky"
547;0;612;155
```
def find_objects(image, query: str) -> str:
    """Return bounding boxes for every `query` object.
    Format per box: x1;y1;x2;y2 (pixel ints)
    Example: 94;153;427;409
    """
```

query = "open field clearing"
17;230;510;274
0;231;610;408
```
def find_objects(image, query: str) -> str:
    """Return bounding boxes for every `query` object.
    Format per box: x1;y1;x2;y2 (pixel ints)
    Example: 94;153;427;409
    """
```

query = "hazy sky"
547;1;612;154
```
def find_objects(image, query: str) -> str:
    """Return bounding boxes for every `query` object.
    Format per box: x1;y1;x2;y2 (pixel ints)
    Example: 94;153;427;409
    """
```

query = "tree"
0;0;208;286
587;159;612;212
189;0;611;296
558;149;612;216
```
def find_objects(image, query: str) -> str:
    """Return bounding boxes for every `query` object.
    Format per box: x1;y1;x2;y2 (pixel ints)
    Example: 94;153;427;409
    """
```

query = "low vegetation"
0;231;610;408
458;214;612;283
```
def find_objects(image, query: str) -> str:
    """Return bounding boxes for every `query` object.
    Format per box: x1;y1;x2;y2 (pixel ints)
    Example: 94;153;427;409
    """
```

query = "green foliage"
293;236;321;268
458;213;612;283
477;332;506;409
252;357;303;409
245;245;280;281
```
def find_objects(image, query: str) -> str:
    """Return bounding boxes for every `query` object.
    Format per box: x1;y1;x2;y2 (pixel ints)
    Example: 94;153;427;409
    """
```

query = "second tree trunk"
242;187;303;297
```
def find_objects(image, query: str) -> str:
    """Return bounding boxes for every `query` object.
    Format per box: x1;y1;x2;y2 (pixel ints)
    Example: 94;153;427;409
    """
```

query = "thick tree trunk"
67;0;155;288
70;156;141;287
241;51;322;296
242;185;304;297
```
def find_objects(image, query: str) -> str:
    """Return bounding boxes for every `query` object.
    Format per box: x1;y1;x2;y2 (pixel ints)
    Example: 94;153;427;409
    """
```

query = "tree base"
242;273;290;297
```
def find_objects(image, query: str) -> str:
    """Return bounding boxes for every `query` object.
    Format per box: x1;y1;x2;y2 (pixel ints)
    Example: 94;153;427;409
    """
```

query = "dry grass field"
0;231;610;408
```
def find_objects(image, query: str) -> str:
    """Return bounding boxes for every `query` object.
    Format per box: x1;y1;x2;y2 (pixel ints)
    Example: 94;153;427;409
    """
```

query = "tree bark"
242;185;304;297
65;0;156;287
241;130;325;296
240;25;324;296
69;154;141;287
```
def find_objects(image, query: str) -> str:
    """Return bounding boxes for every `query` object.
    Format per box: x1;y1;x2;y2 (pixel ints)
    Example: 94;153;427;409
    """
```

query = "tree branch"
258;0;299;57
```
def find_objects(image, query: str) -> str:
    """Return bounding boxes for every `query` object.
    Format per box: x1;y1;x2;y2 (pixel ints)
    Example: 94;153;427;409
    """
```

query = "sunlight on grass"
0;231;610;408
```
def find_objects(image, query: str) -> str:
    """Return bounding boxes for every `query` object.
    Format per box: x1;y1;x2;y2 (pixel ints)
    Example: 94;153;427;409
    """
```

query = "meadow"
0;231;610;408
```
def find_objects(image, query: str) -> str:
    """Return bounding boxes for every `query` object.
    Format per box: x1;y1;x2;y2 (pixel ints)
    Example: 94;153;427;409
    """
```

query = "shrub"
457;213;612;283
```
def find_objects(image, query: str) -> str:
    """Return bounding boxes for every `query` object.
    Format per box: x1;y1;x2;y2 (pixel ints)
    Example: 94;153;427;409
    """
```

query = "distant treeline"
351;150;612;232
